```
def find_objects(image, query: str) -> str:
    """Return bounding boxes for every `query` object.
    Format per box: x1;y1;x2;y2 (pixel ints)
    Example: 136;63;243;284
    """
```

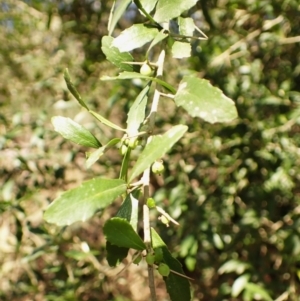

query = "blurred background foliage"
1;0;300;300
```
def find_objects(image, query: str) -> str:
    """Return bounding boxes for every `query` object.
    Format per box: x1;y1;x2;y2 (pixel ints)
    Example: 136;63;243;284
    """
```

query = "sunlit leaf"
175;76;238;123
86;146;106;168
89;110;126;131
86;138;121;168
231;274;250;297
128;125;188;182
154;0;198;23
218;259;251;275
146;30;169;56
44;179;127;226
101;36;133;71
244;283;272;301
172;41;191;59
112;24;158;52
104;217;146;251
108;0;131;36
126;85;149;136
52;116;101;148
139;0;158;13
178;17;195;36
116;191;139;232
212;233;224;250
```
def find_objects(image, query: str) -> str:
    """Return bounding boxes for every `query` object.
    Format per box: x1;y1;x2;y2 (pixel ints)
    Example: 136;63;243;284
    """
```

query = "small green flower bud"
133;253;142;265
152;160;164;175
159;215;169;227
120;144;128;155
154;248;163;263
158;263;170;277
147;198;156;209
128;137;138;149
140;63;152;76
145;253;155;265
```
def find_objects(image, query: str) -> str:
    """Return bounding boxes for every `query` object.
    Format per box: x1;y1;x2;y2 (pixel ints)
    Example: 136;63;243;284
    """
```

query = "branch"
141;49;166;301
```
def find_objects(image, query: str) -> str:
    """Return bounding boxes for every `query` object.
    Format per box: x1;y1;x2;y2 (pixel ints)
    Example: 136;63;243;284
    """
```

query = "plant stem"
142;49;166;301
142;166;157;301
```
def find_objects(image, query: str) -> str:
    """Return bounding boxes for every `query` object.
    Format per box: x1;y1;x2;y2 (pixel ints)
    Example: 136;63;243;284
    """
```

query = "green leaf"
101;36;133;71
106;241;129;267
231;274;250;297
101;71;176;94
146;30;169;56
116;191;139;232
89;110;126;132
52;116;101;148
44;179;127;226
105;191;140;267
139;0;158;13
108;0;131;36
128;125;188;183
65;250;99;260
112;24;158;52
172;41;191;59
126;85;149;136
151;228;191;301
218;259;251;275
86;146;105;168
244;283;272;301
64;68;89;110
119;146;131;181
104;217;146;251
86;138;121;168
212;233;224;250
174;76;238;123
154;0;198;23
178;17;195;36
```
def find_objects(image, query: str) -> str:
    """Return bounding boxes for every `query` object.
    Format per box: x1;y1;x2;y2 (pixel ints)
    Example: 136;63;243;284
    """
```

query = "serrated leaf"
104;217;146;251
232;274;250;297
151;228;191;301
44;179;127;226
52;116;101;148
108;0;131;36
178;17;195;36
175;76;238;123
89;110;126;131
64;68;89;110
126;85;149;136
101;71;176;93
128;125;188;183
154;0;198;23
106;241;129;267
101;36;133;71
172;41;191;58
112;24;158;52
